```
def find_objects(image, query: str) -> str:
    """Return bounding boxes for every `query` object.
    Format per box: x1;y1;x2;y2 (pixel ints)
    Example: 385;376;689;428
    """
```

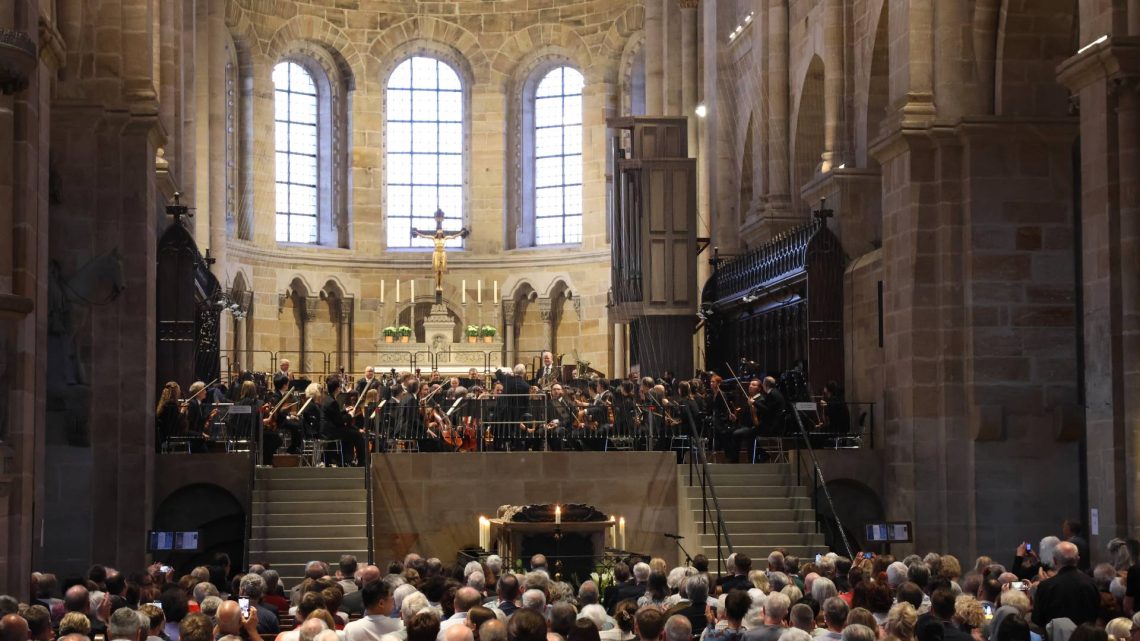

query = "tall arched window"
386;56;465;248
532;66;583;245
273;61;319;244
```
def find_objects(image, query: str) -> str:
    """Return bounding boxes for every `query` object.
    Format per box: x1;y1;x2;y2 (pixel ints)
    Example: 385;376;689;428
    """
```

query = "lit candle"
462;279;466;304
619;516;626;550
381;280;385;304
609;517;616;547
478;279;482;304
494;280;498;304
555;505;561;525
479;516;489;550
396;279;401;303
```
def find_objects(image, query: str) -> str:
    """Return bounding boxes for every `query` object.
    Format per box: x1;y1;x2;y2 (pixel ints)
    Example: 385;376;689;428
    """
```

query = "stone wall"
371;451;678;564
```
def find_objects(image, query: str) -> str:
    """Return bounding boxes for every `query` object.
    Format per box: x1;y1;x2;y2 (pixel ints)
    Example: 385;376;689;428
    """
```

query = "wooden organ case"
608;117;698;377
702;214;845;394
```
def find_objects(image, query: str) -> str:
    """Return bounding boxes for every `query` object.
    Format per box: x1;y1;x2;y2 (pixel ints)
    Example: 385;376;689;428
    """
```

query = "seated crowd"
5;531;1140;641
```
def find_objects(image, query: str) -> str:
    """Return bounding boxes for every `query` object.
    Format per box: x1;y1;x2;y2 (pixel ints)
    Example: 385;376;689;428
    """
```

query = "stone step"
256;467;365;480
253;500;369;515
723;545;822;558
699;532;826;548
698;469;794;481
700;463;793;474
687;496;810;510
252;512;369;528
685;519;816;535
254;477;367;491
693;508;816;521
255;489;368;503
250;536;369;552
687;484;810;499
256;550;369;566
252;524;368;540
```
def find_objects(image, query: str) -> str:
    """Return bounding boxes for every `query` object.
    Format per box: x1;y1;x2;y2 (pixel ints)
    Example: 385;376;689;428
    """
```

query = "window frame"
530;66;584;247
383;53;469;251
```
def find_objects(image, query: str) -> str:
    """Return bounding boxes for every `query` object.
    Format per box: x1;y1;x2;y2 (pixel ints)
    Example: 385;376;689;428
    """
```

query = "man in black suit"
916;588;973;641
496;365;531;426
719;553;753;593
531;351;559;387
1033;541;1099;626
354;367;381;397
321;377;366;466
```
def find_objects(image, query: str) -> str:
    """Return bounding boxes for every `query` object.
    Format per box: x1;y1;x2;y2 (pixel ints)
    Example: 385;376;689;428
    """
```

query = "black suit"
915;617;973;641
531;364;559;387
1032;566;1100;626
354;376;381;397
320;396;366;465
496;371;530;426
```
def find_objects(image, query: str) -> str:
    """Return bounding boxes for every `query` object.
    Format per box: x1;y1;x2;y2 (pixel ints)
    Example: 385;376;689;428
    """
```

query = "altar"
372;301;504;373
485;504;617;582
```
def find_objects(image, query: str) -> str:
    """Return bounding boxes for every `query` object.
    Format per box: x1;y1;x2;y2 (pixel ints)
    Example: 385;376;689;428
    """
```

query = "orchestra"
155;358;850;463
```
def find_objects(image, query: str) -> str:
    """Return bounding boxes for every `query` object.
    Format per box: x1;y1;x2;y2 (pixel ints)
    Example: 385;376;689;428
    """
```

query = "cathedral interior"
0;0;1138;597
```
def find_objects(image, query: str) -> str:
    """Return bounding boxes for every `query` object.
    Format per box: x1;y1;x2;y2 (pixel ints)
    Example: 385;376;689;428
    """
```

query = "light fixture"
838;163;846;169
695;103;707;118
1077;34;1109;55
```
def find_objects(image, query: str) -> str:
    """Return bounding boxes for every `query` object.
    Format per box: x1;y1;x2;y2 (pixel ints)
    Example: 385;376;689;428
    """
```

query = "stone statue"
411;209;470;297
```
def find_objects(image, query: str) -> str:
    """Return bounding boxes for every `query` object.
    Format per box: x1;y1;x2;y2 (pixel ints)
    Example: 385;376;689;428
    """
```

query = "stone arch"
601;4;647;60
739;112;756;222
265;15;362;88
491;24;595;86
368;18;488;88
793;55;826;211
815;479;885;553
505;49;587;249
154;483;246;575
619;31;646;117
861;0;890;166
994;0;1077;117
548;280;581;359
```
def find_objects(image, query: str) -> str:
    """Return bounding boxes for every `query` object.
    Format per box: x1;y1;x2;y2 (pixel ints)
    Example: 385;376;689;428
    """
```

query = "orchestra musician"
353;366;382;398
726;378;763;463
184;381;217;452
299;382;323;440
268;374;304;456
277;358;293;381
531;351;559;388
155;381;185;449
320;376;367;466
544;383;575;450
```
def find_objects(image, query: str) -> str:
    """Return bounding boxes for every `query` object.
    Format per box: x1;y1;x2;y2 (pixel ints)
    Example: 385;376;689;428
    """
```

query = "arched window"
386;56;465;249
531;66;583;246
273;61;319;244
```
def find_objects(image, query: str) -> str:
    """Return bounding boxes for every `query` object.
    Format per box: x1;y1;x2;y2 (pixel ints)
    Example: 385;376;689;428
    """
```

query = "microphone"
663;533;684;540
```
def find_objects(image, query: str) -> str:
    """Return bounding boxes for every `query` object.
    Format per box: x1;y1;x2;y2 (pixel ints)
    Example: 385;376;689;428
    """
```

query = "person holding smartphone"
214;599;262;641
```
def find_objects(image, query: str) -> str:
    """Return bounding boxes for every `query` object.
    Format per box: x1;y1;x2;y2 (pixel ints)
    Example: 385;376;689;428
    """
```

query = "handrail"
787;405;853;558
683;405;733;573
365;436;375;565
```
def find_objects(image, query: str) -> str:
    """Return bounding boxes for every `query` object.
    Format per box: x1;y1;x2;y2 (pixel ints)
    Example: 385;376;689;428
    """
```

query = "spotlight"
695;104;707;118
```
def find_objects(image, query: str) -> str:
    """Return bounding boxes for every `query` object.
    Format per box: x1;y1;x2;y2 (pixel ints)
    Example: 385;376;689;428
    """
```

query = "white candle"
478;279;482;304
610;517;617;547
555;506;561;525
411;279;416;301
619;516;626;550
479;516;489;549
396;279;401;303
381;280;385;304
494;281;498;304
462;279;466;303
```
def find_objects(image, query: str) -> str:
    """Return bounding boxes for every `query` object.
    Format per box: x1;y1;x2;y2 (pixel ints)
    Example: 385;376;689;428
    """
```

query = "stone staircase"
678;463;826;566
250;467;370;586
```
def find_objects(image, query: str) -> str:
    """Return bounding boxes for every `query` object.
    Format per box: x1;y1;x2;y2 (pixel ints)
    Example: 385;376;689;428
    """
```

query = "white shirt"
438;613;468;640
344;614;404;641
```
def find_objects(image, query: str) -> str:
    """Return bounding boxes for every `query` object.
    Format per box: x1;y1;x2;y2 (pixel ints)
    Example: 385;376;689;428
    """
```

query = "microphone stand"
667;535;694;567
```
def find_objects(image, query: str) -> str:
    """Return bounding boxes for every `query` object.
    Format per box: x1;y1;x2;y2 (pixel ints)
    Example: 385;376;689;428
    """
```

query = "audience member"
1033;542;1099;627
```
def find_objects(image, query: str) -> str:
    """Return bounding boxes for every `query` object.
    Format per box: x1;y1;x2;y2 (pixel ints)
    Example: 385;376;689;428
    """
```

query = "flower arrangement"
383;326;397;337
480;325;497;337
466;325;480;336
397;325;412;342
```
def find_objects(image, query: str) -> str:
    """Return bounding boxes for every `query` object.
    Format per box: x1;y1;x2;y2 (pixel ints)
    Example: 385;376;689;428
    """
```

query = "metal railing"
683;405;733;574
789;405;854;558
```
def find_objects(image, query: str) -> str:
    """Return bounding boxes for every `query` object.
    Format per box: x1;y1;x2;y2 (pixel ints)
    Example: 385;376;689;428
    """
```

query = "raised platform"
370;451;678;564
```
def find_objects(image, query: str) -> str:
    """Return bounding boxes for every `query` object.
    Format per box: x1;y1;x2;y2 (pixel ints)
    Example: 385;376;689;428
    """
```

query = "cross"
411;209;471;299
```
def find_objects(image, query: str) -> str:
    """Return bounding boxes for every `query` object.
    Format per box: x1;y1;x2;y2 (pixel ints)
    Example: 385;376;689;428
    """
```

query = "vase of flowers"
480;325;497;343
466;325;480;343
383;327;397;343
398;325;412;343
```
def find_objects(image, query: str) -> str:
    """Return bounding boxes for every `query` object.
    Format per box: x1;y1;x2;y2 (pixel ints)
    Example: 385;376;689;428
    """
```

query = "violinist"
268;374;303;455
544;383;574;450
185;381;217;452
611;380;638;437
228;380;279;465
354;366;382;398
320;376;367;466
299;382;323;439
726;378;763;463
395;378;426;445
155;381;185;450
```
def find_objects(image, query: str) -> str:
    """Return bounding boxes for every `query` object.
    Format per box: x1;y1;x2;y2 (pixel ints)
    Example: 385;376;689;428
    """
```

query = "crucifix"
411;209;470;302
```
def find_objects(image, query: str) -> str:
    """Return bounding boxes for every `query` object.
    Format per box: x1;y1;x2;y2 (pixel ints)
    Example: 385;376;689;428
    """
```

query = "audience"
13;526;1138;641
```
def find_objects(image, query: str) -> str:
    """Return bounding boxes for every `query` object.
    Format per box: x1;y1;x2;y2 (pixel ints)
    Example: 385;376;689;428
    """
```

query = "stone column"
766;0;791;213
821;0;844;169
662;0;683;115
613;322;627;378
538;298;555;353
645;0;664;115
502;300;517;367
207;0;227;273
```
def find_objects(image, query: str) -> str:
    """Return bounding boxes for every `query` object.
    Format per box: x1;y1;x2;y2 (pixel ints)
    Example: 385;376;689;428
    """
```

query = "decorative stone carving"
303;296;321;322
677;0;699;8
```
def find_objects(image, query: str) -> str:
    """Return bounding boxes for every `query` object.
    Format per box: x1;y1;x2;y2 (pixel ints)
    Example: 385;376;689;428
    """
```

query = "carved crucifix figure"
411;209;470;296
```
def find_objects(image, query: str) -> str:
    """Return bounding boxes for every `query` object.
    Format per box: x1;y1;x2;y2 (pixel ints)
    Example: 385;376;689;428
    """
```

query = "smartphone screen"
238;597;250;618
1026;543;1032;552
